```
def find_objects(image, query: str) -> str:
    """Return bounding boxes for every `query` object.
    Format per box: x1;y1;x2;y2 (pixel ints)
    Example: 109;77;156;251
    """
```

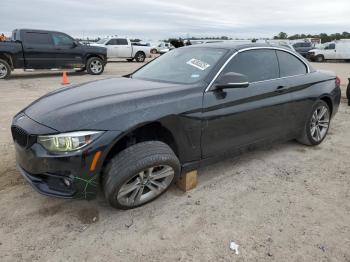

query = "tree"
274;32;288;39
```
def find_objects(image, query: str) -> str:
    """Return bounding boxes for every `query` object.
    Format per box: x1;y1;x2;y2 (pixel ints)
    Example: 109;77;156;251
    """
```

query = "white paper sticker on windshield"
186;58;210;71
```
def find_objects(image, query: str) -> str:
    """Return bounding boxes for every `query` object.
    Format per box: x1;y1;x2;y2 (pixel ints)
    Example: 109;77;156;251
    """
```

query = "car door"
21;31;57;69
105;39;119;58
323;43;337;59
201;49;295;158
51;32;84;68
116;38;132;58
276;50;316;133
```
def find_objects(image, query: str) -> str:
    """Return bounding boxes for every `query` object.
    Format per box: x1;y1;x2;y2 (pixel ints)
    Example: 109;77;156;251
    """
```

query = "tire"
126;58;134;62
103;141;180;209
315;55;324;62
0;58;11;79
297;100;331;146
134;51;146;62
150;48;157;54
86;57;104;75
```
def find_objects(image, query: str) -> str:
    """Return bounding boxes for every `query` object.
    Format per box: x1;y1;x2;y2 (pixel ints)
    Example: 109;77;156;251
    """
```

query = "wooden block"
176;170;198;192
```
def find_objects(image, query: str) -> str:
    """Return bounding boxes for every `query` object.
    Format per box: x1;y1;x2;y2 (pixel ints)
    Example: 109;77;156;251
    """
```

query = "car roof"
15;29;69;35
185;42;292;52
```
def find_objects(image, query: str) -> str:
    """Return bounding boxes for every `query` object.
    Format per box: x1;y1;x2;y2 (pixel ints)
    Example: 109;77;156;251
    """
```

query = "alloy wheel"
117;165;174;207
310;105;329;142
90;60;103;74
0;63;8;79
137;53;145;62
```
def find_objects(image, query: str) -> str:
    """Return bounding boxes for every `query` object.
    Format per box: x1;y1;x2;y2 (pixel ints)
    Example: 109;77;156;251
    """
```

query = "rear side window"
221;49;279;82
23;32;52;45
117;39;128;45
276;50;307;77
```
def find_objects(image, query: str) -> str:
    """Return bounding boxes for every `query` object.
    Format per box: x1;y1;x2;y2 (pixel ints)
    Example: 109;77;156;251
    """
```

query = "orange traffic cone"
61;71;70;85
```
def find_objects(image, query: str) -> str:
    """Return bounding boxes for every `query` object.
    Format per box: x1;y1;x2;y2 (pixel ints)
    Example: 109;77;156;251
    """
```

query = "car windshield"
132;47;227;84
96;38;109;44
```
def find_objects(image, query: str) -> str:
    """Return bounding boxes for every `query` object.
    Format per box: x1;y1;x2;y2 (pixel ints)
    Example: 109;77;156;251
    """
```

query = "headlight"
38;131;104;152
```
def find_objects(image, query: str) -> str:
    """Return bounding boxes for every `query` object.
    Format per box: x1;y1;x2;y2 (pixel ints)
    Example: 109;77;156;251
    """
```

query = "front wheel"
134;52;146;62
103;141;180;209
0;59;11;79
315;55;324;62
297;100;330;146
86;57;104;75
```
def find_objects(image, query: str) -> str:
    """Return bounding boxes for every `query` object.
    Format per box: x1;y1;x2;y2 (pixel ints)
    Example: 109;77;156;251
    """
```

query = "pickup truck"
0;29;107;79
91;37;152;62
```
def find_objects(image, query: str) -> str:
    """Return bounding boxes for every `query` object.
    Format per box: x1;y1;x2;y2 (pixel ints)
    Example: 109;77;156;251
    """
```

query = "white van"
308;40;350;62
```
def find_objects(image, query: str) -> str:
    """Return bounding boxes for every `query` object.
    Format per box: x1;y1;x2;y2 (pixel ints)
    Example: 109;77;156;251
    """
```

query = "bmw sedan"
11;43;341;209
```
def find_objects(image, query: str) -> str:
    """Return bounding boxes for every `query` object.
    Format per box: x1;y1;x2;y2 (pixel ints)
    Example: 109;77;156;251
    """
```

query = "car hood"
89;43;105;47
24;77;192;132
81;44;106;53
308;49;320;53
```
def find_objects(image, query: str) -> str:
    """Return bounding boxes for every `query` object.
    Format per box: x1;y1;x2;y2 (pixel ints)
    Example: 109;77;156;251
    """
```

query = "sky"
1;0;349;40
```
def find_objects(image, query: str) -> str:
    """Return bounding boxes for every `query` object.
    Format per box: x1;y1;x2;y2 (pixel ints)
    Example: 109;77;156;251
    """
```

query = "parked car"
308;40;350;62
91;37;152;62
156;42;174;53
0;29;107;79
292;42;314;57
12;43;341;209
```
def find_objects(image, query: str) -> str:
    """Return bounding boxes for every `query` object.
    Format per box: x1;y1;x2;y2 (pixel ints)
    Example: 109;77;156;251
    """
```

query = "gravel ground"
0;60;349;262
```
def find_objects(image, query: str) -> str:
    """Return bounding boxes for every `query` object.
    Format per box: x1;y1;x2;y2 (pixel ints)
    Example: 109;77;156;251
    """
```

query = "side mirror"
213;72;249;90
72;41;79;48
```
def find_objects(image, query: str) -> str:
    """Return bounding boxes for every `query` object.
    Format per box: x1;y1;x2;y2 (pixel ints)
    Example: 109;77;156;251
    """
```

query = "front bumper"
17;164;76;198
12;113;121;200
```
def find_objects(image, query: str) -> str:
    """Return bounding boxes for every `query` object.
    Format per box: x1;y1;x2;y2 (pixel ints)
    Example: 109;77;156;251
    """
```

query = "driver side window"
52;33;74;46
325;43;335;50
220;49;279;83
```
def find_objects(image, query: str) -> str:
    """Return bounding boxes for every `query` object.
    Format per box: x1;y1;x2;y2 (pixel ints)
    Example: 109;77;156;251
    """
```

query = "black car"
11;43;341;209
0;29;107;79
292;42;314;57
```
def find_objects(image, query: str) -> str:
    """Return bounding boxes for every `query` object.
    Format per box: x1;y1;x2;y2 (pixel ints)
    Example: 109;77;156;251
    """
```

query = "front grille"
11;126;36;148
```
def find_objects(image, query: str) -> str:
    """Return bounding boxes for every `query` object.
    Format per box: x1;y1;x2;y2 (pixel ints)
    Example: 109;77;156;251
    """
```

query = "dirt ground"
0;60;349;262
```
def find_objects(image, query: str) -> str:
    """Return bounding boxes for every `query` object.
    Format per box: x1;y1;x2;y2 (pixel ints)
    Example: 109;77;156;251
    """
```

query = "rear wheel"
103;141;180;209
0;59;11;79
86;57;104;75
297;100;330;146
135;52;146;62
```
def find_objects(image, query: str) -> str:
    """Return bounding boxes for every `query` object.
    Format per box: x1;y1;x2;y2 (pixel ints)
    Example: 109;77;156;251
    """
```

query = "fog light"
63;178;71;187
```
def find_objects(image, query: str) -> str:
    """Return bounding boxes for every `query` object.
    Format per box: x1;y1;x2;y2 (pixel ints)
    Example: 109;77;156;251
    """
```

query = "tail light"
335;76;341;88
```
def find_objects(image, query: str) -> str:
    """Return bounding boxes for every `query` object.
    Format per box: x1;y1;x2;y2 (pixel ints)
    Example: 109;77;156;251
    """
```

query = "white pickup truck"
91;37;152;62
